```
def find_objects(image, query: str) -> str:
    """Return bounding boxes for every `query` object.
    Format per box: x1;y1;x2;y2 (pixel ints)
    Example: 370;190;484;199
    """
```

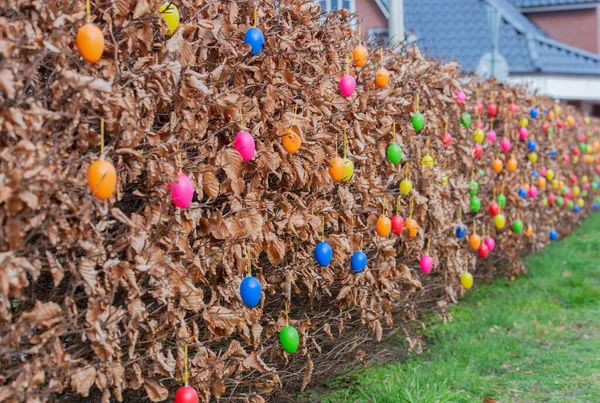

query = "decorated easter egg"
88;160;117;200
509;103;519;114
542;198;548;207
460;272;473;289
329;157;346;181
495;213;506;229
478;243;489;258
497;193;506;208
352;45;368;67
507;157;518;172
518;188;527;199
491;159;503;174
548;193;556;205
546;169;555;181
519;117;529;128
557;120;564;129
470;196;481;213
525;225;533;237
556;196;565;207
174;385;199;403
562;154;570;164
420;255;433;273
530;107;538;118
594;202;599;210
529;152;538;164
573;185;580;196
567;200;574;210
314;241;332;267
376;216;392;237
475;121;485;129
400;179;413;195
484;236;495;252
542;122;551;134
422;154;434;168
577;198;585;207
375;68;390;88
391;215;404;235
76;23;104;63
244;27;265;56
500;138;511;153
283;128;302;154
527;140;537;152
566;115;575;126
280;325;300;353
159;2;180;35
170;173;194;208
488;103;498;117
234;131;256;161
478;169;485;177
528;185;538;198
513;220;523;234
573;204;581;213
469;234;481;250
552;180;559;189
456;224;467;239
549;229;558;241
441;131;453;146
489;201;499;216
585;116;591;124
474;102;484;114
550;148;557;159
351;251;367;274
474;145;483;159
406;218;419;237
473;128;485;143
240;275;262;308
339;74;356;97
468;179;479;196
537;177;546;189
387;143;402;164
519;127;528;141
532;170;540;180
455;91;466;104
412;112;425;131
342;158;354;181
460;112;472;128
487;130;497;143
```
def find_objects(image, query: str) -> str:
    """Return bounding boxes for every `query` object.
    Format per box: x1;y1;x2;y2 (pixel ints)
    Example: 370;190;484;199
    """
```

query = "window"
317;0;356;13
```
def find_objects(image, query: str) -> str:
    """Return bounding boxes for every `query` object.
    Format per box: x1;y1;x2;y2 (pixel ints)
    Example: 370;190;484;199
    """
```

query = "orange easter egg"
537;177;546;188
76;23;105;63
352;45;368;67
375;68;389;88
525;225;533;237
88;159;117;200
405;218;419;238
469;234;481;250
282;128;302;154
376;216;392;237
329;157;346;181
491;159;503;173
507;158;518;172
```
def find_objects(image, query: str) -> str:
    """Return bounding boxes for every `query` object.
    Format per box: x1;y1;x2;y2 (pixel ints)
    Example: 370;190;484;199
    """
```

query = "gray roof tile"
510;0;599;8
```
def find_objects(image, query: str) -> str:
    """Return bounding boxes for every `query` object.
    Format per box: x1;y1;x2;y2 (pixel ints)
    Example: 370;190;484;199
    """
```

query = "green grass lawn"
312;213;600;403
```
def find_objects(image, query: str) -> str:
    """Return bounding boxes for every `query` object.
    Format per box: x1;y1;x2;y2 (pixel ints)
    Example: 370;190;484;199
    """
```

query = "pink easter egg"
484;237;495;252
539;166;547;177
455;91;466;104
420;255;433;273
548;193;556;205
528;185;538;198
339;74;356;97
170;173;194;208
234;131;256;162
584;182;590;190
500;138;511;153
486;130;497;143
519;127;528;140
564;189;572;198
475;121;484;129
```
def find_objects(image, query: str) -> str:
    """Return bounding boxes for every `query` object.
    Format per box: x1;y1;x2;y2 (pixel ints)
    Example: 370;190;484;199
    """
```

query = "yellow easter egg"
519;117;529;128
159;2;180;35
546;169;555;181
573;186;580;196
460;272;473;289
422;154;434;168
400;179;413;195
577;198;585;207
528;152;538;163
342;158;354;181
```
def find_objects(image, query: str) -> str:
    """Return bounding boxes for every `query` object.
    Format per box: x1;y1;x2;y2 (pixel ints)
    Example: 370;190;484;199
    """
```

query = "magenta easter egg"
234;131;256;161
528;185;538;198
519;127;528;140
539;166;547;177
548;193;556;205
584;182;590;190
500;138;511;153
339;74;356;97
487;130;497;143
170;173;194;208
484;237;495;252
420;255;433;273
455;91;466;104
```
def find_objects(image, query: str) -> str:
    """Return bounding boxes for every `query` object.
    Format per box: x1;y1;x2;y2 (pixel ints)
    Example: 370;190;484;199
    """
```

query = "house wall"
526;8;599;54
356;0;387;38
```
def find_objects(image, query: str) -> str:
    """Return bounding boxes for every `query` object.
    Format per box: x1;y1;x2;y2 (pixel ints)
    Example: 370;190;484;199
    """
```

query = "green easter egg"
470;196;481;213
468;179;479;196
513;219;523;233
567;200;574;210
412;112;425;131
497;193;506;208
478;169;485;177
280;325;299;353
342;158;354;182
387;143;402;164
556;196;564;207
460;112;472;128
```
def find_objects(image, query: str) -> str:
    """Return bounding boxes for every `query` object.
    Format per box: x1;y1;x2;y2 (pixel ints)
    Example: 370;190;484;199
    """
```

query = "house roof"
400;0;600;75
509;0;599;8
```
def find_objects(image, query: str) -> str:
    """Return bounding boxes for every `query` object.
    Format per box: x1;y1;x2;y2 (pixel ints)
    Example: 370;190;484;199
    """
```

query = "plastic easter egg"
158;2;180;35
470;196;481;213
557;120;564;129
441;132;453;146
468;179;479;196
562;154;570;164
342;158;354;182
170;173;194;208
489;201;499;216
455;91;466;104
234;131;256;161
491;159;503;174
528;185;538;198
488;103;498;117
412;112;425;131
573;185;580;196
566;115;575;126
497;193;506;208
545;169;555;181
376;216;392;237
391;215;404;235
594;202;599;211
518;188;527;199
537;177;546;189
582;175;589;183
529;152;538;164
495;213;506;229
519;127;528;141
593;182;599;190
478;243;489;258
478;169;485;177
580;142;587;152
88;160;117;200
283;128;302;154
548;193;556;205
532;170;540;180
352;45;368;67
460;112;472;128
519;117;529;128
339;74;356;97
420;255;433;273
484;237;495;252
552;180;559;189
507;158;517;172
487;130;497;143
549;229;558;241
527;140;537;152
244;27;265;56
375;68;390;88
351;251;367;274
329;157;346;181
474;145;483;159
314;241;332;267
76;23;104;63
584;182;590;190
556;196;564;207
573;204;580;213
585;116;591;124
568;200;574;210
500;138;511;153
387;143;402;164
469;234;481;250
240;275;262;308
530;107;538;118
460;272;473;289
542;198;548;207
280;325;300;353
513;220;523;234
422;154;434;168
550;148;557;159
577;198;584;207
542;122;551;134
475;121;485;129
406;218;419;237
473;129;484;143
400;179;413;195
474;102;484;114
525;225;533;237
509;103;519;114
456;224;467;239
174;385;199;403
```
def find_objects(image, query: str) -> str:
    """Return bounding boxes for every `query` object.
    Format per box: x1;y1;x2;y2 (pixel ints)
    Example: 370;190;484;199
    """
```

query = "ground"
309;213;600;403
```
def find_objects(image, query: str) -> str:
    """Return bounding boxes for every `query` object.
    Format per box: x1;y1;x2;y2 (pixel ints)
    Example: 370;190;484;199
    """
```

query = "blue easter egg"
549;148;557;159
593;202;599;211
518;188;527;199
549;229;558;241
240;275;262;308
456;224;467;239
530;107;538;119
532;170;540;180
314;241;332;267
527;140;536;152
573;205;581;213
351;251;367;274
244;27;264;55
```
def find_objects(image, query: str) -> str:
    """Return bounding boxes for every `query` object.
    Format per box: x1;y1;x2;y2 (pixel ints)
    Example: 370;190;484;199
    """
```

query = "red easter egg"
579;134;586;142
548;193;556;205
474;102;484;114
441;132;453;146
542;122;551;133
489;201;499;216
557;120;564;129
562;155;570;163
475;121;485;129
474;145;483;159
478;243;489;258
508;103;519;113
573;148;580;156
488;103;497;117
391;215;404;235
570;175;578;184
174;386;199;403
